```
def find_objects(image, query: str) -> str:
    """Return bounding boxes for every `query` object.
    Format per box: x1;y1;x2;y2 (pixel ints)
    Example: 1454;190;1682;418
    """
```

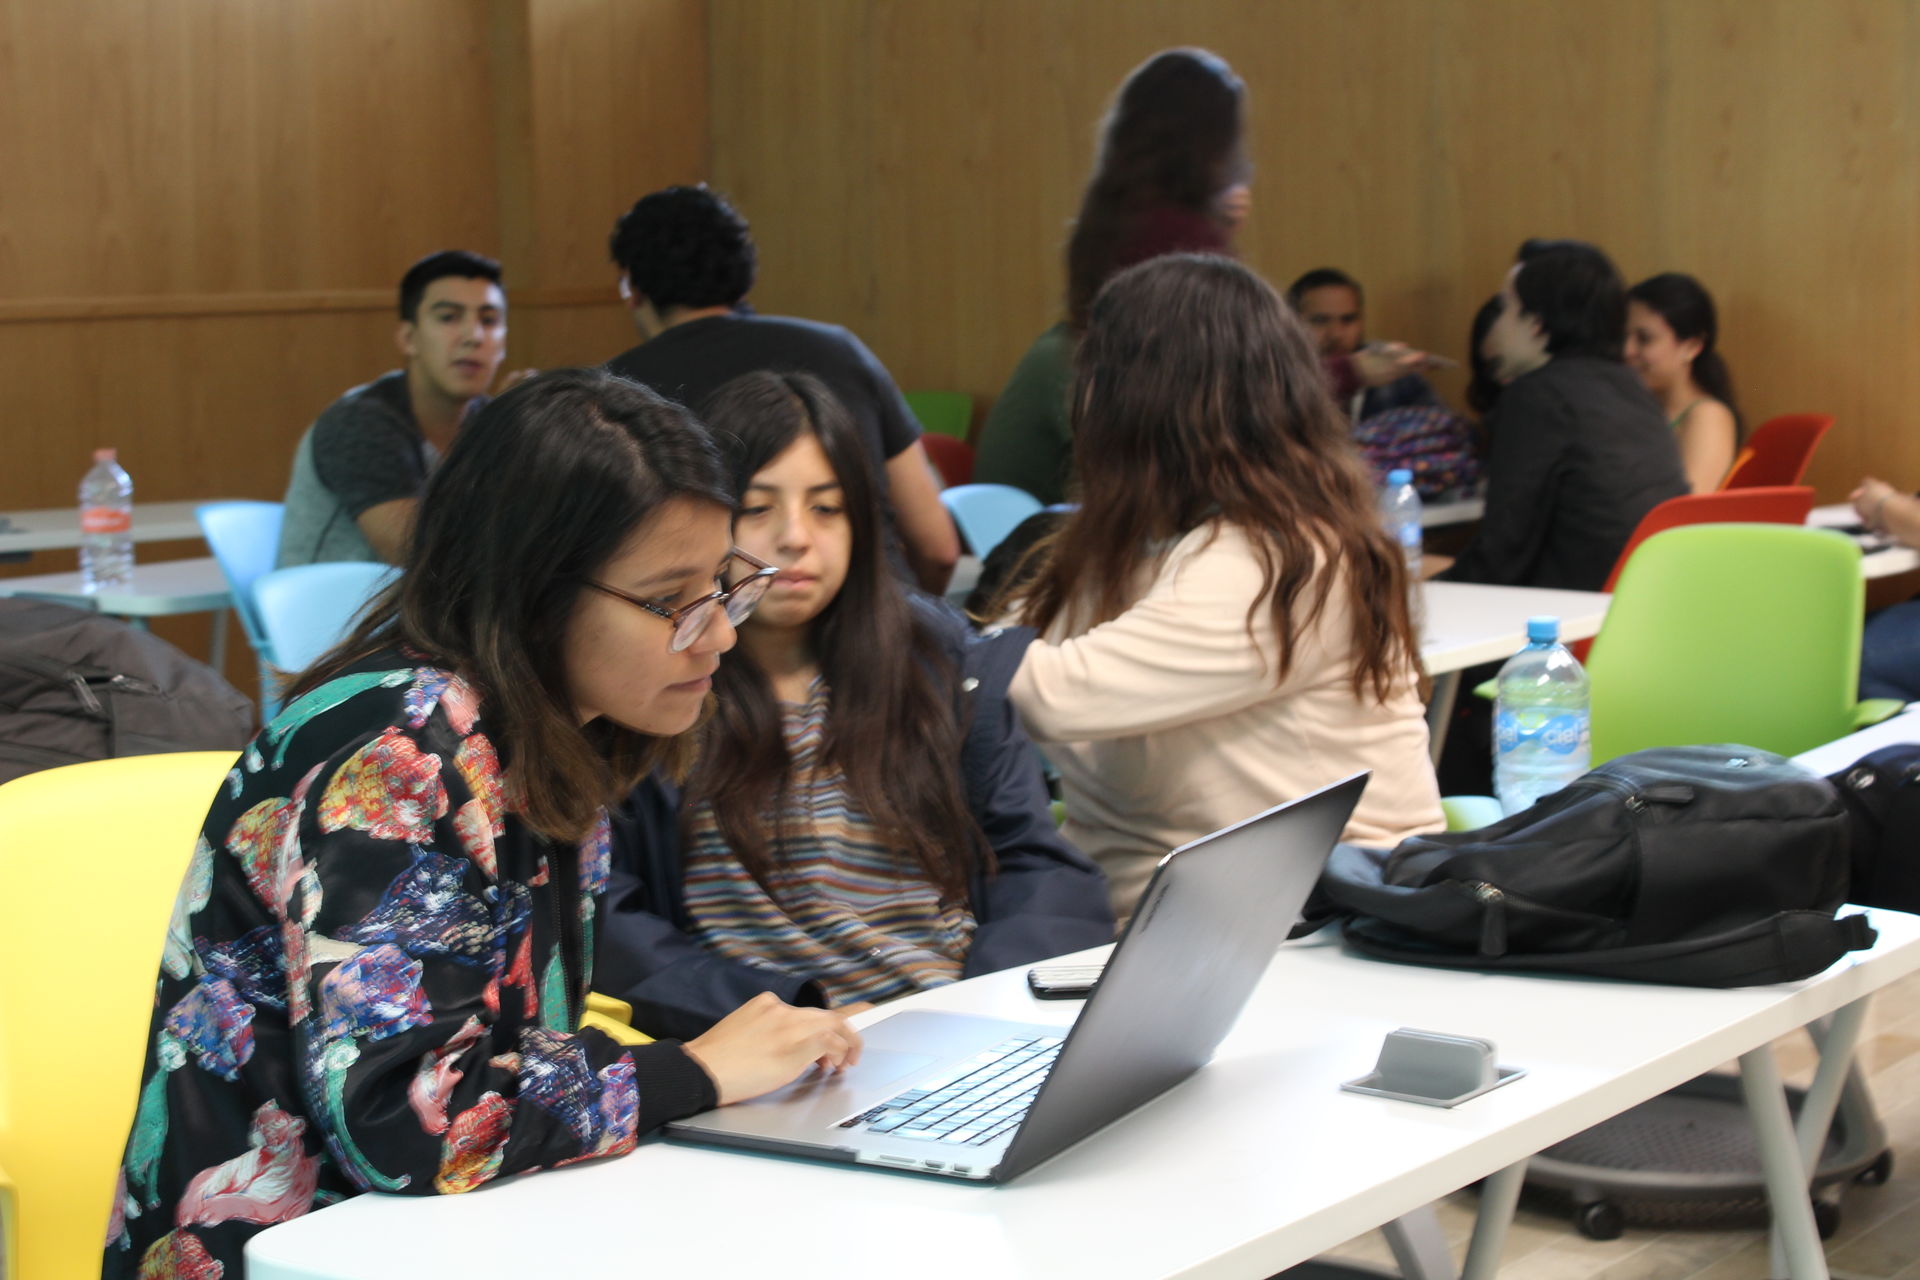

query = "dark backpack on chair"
0;598;253;784
1302;745;1876;988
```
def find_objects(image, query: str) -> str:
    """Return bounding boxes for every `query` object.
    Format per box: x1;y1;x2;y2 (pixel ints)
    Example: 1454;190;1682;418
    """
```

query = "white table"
247;902;1920;1280
0;499;222;557
0;556;233;669
1421;497;1484;529
1807;503;1920;580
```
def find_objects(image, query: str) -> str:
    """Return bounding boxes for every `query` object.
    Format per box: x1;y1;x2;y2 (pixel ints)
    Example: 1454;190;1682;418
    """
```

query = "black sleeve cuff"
630;1041;721;1133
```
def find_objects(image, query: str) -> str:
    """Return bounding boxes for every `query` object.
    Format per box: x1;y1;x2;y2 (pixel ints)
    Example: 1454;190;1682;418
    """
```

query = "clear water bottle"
1379;468;1423;580
1493;615;1591;815
79;447;134;592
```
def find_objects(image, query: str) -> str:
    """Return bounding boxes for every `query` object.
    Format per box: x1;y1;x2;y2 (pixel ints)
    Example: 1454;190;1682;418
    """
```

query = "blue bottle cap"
1387;468;1413;486
1526;616;1560;644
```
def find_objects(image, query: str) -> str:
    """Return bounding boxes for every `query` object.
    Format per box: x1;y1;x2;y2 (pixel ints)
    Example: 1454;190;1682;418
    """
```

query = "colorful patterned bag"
1354;405;1482;499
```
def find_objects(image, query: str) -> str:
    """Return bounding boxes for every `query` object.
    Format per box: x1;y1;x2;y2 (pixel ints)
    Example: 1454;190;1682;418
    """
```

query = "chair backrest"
1564;487;1814;664
252;562;399;677
938;483;1043;559
194;500;285;652
1584;523;1865;763
902;390;973;440
0;752;234;1280
1718;413;1834;489
921;433;975;487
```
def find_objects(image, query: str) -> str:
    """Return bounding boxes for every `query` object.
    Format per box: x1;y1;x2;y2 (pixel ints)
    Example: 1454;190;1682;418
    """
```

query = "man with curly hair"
605;185;957;592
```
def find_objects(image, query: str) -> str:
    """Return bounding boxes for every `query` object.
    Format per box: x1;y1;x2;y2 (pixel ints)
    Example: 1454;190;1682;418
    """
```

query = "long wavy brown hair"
1013;254;1419;704
290;369;733;841
684;371;988;903
1064;48;1248;330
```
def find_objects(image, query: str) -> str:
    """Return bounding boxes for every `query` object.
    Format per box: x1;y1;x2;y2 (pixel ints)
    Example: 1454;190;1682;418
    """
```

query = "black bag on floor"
0;597;252;783
1827;744;1920;914
1304;745;1876;987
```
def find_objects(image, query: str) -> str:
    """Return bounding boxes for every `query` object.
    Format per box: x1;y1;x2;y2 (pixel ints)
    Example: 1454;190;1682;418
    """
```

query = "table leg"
1426;672;1461;765
1383;1205;1456;1280
1767;1000;1869;1279
1739;1044;1830;1280
1460;1161;1527;1280
208;607;228;674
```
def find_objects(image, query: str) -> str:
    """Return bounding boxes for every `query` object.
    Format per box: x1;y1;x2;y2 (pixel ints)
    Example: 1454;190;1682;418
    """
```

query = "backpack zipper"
1470;881;1508;955
67;673;102;715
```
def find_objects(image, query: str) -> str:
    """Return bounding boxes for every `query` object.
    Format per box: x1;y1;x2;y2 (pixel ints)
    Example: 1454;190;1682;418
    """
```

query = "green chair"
903;390;972;441
1584;523;1901;764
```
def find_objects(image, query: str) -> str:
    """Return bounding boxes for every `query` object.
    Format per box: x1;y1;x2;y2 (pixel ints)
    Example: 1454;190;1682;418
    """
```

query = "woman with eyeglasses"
989;255;1446;922
595;371;1112;1040
106;370;862;1277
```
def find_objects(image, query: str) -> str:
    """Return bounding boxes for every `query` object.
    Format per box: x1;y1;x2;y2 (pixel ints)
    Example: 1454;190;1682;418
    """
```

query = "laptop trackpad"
731;1049;940;1112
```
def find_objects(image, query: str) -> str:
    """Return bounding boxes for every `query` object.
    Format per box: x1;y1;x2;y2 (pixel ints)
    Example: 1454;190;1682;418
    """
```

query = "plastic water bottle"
1379;468;1422;577
1379;468;1423;621
1493;616;1591;816
79;447;134;592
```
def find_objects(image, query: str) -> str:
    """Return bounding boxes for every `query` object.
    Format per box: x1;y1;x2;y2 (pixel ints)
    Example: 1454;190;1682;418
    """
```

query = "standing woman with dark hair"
1625;272;1742;493
597;372;1112;1037
973;48;1251;506
993;255;1444;920
105;371;861;1277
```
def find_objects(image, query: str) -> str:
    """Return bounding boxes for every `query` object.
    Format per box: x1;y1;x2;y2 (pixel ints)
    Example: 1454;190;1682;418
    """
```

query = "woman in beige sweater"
996;254;1445;919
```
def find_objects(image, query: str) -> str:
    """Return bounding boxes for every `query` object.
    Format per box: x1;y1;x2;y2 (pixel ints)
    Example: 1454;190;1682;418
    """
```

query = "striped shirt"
683;678;976;1006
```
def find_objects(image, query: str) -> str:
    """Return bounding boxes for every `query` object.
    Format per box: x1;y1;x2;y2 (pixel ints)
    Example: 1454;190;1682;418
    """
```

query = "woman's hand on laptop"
683;992;866;1105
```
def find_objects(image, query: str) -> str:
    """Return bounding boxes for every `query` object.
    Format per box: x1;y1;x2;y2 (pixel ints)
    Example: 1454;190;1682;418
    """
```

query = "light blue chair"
939;483;1043;560
252;562;399;696
195;500;285;708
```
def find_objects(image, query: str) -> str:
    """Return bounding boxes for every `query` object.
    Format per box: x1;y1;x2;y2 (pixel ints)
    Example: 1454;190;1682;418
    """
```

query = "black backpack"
1302;745;1876;987
1827;744;1920;915
0;597;253;783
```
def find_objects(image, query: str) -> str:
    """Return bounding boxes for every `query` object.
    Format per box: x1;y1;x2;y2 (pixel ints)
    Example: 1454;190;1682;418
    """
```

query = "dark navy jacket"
595;607;1114;1041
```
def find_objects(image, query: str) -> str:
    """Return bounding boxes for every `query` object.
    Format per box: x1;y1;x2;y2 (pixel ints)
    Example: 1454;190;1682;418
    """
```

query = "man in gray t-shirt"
277;250;507;567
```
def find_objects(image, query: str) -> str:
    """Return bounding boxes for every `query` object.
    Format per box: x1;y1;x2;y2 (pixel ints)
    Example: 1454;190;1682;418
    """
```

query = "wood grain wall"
708;0;1920;500
0;0;706;682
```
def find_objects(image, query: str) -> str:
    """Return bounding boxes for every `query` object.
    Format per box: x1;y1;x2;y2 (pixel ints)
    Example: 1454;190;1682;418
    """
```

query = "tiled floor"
1311;967;1920;1279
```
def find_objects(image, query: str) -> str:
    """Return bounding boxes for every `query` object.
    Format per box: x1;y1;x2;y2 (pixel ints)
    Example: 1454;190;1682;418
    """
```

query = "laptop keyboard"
838;1034;1065;1146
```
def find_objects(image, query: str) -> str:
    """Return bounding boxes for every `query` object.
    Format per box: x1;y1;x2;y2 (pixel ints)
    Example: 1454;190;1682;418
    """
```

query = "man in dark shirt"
277;251;507;567
604;186;957;592
1287;267;1444;420
1435;240;1686;591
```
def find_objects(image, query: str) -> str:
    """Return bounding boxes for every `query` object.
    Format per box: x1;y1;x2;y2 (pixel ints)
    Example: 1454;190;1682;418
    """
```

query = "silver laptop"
664;772;1366;1183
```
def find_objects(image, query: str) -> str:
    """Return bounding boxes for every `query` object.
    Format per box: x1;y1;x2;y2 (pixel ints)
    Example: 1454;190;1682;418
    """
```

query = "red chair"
922;433;975;487
1568;486;1815;661
1718;413;1834;489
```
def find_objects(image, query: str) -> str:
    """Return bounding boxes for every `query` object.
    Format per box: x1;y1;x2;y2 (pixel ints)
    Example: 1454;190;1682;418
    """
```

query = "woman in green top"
973;48;1250;505
1625;272;1742;493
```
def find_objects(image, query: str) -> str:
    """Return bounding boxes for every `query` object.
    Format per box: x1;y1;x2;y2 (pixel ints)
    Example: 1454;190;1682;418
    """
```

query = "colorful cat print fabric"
105;654;713;1278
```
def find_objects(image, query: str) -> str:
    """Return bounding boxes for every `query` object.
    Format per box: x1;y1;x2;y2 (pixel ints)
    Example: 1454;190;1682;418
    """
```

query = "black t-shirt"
604;314;922;488
310;371;440;519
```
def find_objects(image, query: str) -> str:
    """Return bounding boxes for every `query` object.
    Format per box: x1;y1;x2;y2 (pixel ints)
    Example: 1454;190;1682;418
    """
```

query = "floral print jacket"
104;654;716;1279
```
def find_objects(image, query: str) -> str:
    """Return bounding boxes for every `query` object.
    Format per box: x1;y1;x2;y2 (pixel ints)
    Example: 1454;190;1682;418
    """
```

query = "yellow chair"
0;751;234;1280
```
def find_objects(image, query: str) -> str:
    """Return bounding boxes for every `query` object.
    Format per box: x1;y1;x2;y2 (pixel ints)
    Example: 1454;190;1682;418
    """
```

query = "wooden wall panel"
709;0;1920;498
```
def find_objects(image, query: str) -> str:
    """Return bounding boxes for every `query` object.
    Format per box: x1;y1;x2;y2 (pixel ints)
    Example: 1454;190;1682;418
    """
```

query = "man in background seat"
277;250;507;567
605;185;957;593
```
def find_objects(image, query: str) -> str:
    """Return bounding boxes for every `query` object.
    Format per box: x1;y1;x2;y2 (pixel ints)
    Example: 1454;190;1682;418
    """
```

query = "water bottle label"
1495;709;1590;755
81;507;131;535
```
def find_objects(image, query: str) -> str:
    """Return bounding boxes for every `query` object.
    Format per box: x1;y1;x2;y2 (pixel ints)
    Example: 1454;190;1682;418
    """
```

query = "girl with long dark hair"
596;372;1111;1036
106;370;863;1277
995;255;1445;919
1625;272;1741;493
973;48;1250;506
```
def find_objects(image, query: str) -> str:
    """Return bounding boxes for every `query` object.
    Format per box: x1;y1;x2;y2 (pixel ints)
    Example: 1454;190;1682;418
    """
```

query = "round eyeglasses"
585;549;778;653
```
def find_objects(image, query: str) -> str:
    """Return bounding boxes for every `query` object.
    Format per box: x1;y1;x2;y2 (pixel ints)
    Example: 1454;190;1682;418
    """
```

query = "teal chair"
195;500;285;707
939;483;1043;560
251;562;399;694
1584;524;1901;763
903;390;973;441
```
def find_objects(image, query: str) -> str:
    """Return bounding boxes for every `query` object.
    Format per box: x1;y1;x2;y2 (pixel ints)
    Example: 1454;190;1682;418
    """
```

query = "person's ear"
1676;335;1704;365
396;319;417;361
